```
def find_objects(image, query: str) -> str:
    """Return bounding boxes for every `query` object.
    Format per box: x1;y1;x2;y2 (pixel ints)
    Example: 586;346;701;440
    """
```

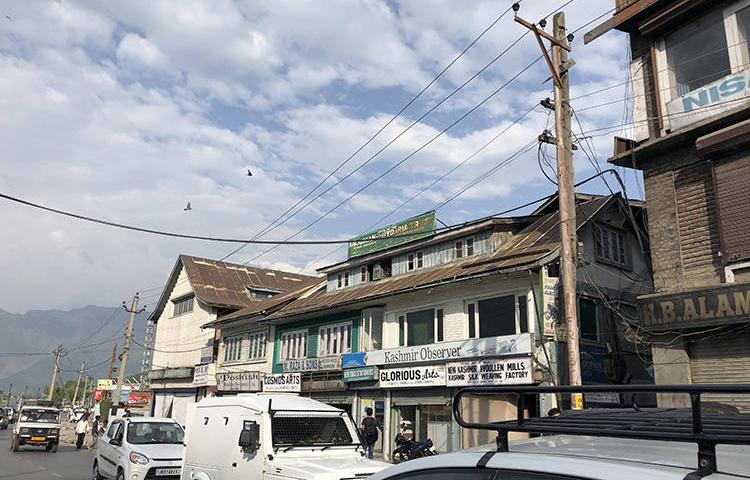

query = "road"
0;429;93;480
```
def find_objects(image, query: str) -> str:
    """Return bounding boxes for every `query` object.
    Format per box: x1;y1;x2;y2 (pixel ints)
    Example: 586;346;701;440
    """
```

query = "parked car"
10;404;61;452
181;394;389;480
93;417;185;480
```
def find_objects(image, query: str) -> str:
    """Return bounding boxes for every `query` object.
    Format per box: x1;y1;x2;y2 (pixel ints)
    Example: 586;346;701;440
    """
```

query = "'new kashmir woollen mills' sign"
347;211;436;258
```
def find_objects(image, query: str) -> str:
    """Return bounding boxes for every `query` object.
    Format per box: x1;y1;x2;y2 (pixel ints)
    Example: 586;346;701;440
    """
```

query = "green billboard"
347;211;436;258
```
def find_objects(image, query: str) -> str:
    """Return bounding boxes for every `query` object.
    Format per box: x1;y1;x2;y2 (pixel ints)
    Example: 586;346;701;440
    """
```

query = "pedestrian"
75;414;89;450
122;408;132;418
88;415;101;451
360;407;380;460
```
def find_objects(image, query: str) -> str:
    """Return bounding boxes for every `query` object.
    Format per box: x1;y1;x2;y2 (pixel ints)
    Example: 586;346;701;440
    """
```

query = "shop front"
342;333;536;457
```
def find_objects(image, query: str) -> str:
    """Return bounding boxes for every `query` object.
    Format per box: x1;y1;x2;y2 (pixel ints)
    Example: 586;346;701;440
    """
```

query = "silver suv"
370;385;749;480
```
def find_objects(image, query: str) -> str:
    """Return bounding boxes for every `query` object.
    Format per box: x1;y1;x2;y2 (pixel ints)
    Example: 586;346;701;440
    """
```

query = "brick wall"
643;145;723;293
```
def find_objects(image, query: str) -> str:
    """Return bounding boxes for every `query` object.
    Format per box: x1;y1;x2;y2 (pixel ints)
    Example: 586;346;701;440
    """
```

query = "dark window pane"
665;9;730;95
478;295;516;338
455;240;463;258
518;296;528;333
468;303;476;338
579;298;598;342
436;309;444;342
407;309;434;346
466;238;474;256
399;316;405;346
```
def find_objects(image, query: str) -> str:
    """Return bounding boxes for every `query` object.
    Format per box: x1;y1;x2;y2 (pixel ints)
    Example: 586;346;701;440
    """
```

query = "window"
466;237;474;256
467;303;476;338
337;274;342;288
173;296;194;316
224;335;243;363
455;240;463;259
416;251;424;268
579;298;600;342
318;322;352;356
281;330;308;360
407;253;415;271
248;331;267;360
272;416;354;447
106;421;120;439
127;422;184;445
361;308;384;351
467;293;529;338
436;309;444;342
361;266;367;282
398;315;405;346
594;224;628;268
344;272;349;287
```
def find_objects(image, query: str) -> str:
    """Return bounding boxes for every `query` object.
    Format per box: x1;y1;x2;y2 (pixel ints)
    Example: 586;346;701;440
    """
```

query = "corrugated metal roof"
259;196;615;321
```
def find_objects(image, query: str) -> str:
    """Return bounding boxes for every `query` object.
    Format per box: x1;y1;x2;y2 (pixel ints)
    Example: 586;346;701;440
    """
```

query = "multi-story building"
212;194;653;458
146;255;316;424
588;0;750;411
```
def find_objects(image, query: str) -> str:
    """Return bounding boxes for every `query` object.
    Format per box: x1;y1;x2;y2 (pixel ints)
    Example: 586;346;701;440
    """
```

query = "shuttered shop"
714;153;750;263
689;332;750;412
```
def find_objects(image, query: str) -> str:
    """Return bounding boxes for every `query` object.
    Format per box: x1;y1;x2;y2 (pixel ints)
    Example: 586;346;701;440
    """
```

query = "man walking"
88;415;101;451
360;407;380;460
75;414;89;450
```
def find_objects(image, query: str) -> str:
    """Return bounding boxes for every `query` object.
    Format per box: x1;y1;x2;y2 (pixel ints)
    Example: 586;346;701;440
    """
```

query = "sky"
0;0;640;313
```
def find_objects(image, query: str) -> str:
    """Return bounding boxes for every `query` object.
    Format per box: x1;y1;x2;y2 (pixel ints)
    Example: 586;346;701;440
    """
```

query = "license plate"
155;468;180;476
31;436;45;441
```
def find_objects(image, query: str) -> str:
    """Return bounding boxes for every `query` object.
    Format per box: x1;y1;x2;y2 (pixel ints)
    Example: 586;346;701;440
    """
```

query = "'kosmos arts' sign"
638;282;750;331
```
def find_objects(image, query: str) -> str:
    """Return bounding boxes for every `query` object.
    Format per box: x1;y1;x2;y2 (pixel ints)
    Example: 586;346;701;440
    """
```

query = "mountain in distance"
0;305;149;395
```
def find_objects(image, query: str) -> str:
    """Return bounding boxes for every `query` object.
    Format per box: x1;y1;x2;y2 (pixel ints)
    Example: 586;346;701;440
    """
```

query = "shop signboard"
263;373;301;392
97;379;113;390
348;211;436;258
342;333;532;368
542;275;559;336
192;364;212;387
343;366;378;383
216;372;262;392
666;70;750;131
283;356;342;373
638;282;750;331
445;357;533;387
378;365;446;388
126;392;152;407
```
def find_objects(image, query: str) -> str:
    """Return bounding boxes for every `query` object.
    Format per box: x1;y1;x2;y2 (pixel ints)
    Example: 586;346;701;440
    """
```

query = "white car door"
99;421;122;479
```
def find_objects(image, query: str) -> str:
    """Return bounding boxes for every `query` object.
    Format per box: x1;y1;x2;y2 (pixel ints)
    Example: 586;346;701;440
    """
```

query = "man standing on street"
88;415;101;451
75;414;89;450
360;407;380;460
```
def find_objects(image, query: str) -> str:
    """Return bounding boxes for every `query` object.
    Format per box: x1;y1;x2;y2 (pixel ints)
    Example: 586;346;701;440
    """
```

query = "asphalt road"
0;429;94;480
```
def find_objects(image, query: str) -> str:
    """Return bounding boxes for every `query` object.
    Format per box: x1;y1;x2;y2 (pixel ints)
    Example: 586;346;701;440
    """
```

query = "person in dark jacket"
360;407;381;459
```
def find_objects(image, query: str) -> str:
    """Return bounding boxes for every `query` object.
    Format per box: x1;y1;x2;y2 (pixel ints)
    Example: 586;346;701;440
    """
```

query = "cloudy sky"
0;0;639;313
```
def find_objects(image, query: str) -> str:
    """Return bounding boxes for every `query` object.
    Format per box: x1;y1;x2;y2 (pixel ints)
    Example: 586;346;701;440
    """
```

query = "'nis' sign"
638;283;750;331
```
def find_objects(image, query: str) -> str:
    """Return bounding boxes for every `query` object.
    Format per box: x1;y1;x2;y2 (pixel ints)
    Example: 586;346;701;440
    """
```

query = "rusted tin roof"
256;195;614;322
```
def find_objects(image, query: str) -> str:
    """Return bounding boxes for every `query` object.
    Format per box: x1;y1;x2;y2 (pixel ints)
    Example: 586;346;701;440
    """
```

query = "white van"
181;394;389;480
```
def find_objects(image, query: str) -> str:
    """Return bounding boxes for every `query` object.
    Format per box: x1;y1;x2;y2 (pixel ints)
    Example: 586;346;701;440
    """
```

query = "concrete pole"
48;346;63;401
114;294;141;409
72;362;85;405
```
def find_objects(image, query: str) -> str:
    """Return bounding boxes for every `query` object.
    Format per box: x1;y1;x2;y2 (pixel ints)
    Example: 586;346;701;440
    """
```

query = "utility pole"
48;345;64;401
515;6;582;409
83;375;91;408
107;343;118;399
21;385;28;407
6;383;11;408
72;362;85;405
114;294;146;411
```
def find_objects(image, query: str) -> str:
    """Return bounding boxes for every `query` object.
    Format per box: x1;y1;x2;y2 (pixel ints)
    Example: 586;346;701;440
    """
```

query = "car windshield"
126;422;184;445
271;414;354;447
21;409;59;423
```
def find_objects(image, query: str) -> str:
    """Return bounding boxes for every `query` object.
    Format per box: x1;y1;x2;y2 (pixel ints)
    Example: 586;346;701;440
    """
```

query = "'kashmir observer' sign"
347;211;436;258
638;282;750;331
379;365;446;388
342;333;531;368
445;357;533;387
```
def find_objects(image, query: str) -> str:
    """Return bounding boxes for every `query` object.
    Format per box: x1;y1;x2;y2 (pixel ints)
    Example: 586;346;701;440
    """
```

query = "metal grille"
271;415;353;446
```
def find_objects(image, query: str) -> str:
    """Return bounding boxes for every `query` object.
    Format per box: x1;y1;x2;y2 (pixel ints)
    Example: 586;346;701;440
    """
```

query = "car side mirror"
109;438;121;446
238;423;260;454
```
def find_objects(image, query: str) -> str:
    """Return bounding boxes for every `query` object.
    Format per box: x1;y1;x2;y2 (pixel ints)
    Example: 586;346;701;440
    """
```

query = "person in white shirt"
75;414;89;450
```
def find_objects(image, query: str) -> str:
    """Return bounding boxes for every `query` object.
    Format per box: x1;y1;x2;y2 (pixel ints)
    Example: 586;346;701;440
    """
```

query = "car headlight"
129;452;149;465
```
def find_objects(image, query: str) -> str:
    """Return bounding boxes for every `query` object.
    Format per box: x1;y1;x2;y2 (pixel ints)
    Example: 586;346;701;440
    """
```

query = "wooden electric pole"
515;7;582;409
114;294;146;410
72;362;85;405
48;345;64;401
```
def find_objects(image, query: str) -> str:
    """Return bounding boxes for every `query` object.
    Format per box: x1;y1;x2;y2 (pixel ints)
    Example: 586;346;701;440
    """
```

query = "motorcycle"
392;433;438;463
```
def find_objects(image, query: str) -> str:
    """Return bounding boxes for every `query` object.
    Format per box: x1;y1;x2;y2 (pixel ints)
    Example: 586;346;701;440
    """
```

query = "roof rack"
452;384;750;475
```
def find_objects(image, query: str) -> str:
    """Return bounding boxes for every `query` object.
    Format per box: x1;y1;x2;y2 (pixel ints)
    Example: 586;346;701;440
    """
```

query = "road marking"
51;472;63;478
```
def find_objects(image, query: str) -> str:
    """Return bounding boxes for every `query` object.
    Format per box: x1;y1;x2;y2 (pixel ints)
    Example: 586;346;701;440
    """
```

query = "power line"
220;3;523;262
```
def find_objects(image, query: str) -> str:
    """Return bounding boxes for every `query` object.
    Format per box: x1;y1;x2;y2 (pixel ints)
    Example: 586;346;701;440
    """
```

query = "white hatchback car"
93;417;185;480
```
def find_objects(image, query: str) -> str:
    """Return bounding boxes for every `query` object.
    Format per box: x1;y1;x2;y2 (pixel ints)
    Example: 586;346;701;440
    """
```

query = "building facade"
592;0;750;411
147;255;316;424
213;197;654;458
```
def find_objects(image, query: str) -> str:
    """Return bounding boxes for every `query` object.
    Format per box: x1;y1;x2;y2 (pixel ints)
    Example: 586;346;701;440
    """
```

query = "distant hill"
0;306;148;394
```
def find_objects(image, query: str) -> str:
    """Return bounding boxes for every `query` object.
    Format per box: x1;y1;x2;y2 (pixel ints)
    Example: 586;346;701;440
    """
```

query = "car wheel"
116;468;125;480
93;461;104;480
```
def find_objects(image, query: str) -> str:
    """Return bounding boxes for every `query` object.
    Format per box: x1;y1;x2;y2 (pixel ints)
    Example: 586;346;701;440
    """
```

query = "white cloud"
116;33;170;71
